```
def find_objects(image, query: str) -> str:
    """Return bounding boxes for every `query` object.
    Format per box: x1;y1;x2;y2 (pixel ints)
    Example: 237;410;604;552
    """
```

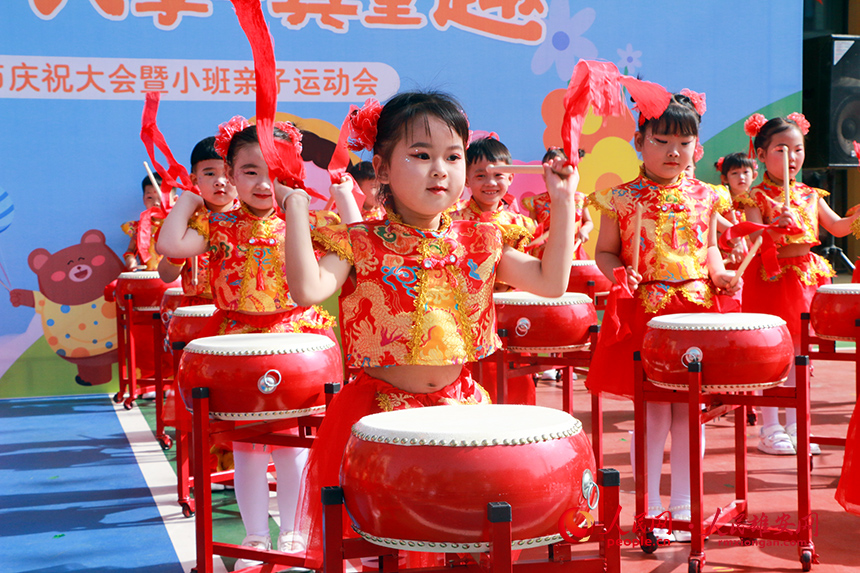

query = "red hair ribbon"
680;88;706;116
562;60;671;167
744;113;767;158
140;91;198;205
719;220;802;279
327;98;383;209
787;112;810;135
229;0;324;203
694;142;704;163
716;156;725;172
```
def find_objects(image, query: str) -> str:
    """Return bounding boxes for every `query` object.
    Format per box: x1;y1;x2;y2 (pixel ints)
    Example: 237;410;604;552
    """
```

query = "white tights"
632;402;705;511
232;442;309;537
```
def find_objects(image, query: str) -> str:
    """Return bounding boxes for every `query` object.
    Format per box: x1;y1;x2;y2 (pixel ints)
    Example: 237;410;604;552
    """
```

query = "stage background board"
0;1;802;397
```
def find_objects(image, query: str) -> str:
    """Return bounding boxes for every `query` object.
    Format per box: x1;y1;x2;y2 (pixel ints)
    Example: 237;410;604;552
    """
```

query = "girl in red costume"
157;119;353;567
739;114;860;456
587;92;738;542
282;90;581;569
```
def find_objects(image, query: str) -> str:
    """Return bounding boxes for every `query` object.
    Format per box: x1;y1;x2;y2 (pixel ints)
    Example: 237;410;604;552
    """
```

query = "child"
587;92;737;542
122;173;168;271
739;113;860;456
156;136;238;305
281;90;580;568
523;148;592;260
156;119;342;566
347;160;385;220
717;152;758;226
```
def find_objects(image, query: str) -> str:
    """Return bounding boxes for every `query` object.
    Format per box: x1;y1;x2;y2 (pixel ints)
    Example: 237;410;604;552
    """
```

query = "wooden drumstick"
487;164;545;174
782;146;791;208
572;239;581;253
729;235;763;288
143;161;160;195
190;256;198;286
631;204;643;270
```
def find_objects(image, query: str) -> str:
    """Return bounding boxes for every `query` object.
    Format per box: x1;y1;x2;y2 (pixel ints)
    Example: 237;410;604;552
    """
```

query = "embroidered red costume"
452;197;536;250
189;205;335;336
736;175;834;345
586;170;734;399
522;190;588;259
122;209;165;271
296;209;504;569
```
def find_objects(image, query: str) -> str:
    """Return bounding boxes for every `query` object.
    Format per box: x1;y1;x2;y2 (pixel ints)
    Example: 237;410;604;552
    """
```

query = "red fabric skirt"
585;281;737;400
837;400;860;516
741;253;832;347
295;368;490;570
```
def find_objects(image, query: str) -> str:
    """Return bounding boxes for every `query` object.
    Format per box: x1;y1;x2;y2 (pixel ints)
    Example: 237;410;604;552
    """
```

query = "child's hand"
576;229;590;244
275;179;311;211
775;205;798;228
542;158;580;200
624;266;642;291
330;175;353;199
712;270;740;295
728;240;746;265
176;189;204;210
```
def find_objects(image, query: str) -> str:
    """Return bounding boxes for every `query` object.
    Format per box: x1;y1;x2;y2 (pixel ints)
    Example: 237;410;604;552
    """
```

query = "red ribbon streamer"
719;220;802;279
140;92;198;207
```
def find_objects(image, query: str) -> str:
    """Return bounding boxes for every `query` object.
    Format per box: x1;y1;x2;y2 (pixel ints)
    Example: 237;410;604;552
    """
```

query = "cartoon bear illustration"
9;229;125;386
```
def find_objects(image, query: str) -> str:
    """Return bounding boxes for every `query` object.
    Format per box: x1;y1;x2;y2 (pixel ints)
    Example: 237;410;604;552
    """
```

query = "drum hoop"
647;319;786;332
352;525;563;552
118;271;161;280
812;333;854;342
173;308;217;318
133;306;161;312
211;404;325;420
569;260;597;267
493;295;593;307
351;416;583;447
648;378;786;393
163;287;185;295
184;340;334;356
507;343;590;353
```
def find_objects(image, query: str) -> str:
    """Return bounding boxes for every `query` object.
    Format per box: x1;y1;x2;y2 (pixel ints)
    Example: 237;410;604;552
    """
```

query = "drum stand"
189;384;339;573
320;468;622;573
481;325;605;467
113;296;173;415
632;354;816;572
800;312;860;450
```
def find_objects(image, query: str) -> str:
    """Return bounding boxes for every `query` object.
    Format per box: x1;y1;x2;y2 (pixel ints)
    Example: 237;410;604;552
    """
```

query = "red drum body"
567;260;613;294
160;287;185;329
341;405;597;551
494;292;596;351
177;332;341;420
810;284;860;341
116;271;180;313
168;304;216;349
641;313;793;392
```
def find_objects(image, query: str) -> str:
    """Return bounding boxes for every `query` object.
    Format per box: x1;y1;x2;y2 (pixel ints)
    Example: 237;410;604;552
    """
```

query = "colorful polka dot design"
36;292;117;358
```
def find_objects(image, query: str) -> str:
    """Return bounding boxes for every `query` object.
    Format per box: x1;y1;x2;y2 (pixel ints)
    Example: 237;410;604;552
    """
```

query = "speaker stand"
817;234;855;273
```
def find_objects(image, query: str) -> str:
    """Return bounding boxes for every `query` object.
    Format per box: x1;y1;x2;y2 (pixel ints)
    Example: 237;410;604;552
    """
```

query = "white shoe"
235;533;271;569
757;424;795;455
669;505;692;543
539;369;558;380
785;423;821;455
277;531;307;554
647;506;674;544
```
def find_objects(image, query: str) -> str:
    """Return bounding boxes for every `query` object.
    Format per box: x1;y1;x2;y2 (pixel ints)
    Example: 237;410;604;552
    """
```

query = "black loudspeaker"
803;34;860;169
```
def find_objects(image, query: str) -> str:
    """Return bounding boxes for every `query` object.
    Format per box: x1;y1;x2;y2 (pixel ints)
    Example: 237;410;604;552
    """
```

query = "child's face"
634;127;697;185
684;163;696;179
192;158;237;211
226;143;275;217
724;166;756;195
466;158;514;212
142;184;161;210
756;127;804;184
356;177;379;209
373;116;466;227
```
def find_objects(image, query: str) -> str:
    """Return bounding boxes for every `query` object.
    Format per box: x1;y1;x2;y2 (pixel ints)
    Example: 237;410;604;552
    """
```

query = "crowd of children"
114;67;860;569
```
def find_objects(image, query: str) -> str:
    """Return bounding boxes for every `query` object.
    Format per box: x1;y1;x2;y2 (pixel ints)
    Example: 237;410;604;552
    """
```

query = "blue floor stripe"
0;395;184;572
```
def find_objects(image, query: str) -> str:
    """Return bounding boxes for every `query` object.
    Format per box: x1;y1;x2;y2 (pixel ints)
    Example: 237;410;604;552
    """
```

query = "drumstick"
782;146;791;208
571;239;581;253
486;164;545;174
631;204;643;270
728;235;763;288
191;256;198;286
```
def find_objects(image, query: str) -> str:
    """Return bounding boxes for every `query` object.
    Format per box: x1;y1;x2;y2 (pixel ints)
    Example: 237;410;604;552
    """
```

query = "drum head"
118;271;161;280
493;291;592;306
817;284;860;295
172;304;217;318
163;287;184;297
647;312;786;331
353;404;582;446
569;259;598;267
184;332;335;356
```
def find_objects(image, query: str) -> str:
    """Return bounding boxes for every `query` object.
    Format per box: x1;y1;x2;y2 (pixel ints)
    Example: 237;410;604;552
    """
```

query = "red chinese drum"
116;271;179;314
493;292;596;351
810;284;860;341
177;332;341;420
567;260;613;294
341;404;598;551
167;304;216;349
159;287;185;329
641;313;793;392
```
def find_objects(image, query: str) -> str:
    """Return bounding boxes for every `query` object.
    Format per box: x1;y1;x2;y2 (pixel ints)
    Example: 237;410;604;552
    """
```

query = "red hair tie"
215;116;250;159
787;112;810;135
694;142;704;163
744;113;767;158
680;88;707;116
716;156;725;172
348;98;382;151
